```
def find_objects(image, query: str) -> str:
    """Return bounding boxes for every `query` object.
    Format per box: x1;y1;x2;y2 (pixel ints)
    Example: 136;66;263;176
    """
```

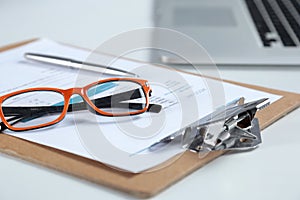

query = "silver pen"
24;53;137;77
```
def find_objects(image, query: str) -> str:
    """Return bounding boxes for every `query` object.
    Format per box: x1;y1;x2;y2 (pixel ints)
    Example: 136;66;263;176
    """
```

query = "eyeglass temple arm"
0;99;162;130
0;115;23;131
90;89;162;113
0;104;161;132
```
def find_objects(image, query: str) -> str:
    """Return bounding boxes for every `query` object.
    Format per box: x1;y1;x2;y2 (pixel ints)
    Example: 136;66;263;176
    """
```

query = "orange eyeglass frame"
0;77;154;132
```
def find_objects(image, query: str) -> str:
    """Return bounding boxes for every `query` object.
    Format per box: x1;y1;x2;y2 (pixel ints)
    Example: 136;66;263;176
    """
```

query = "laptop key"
291;0;300;15
262;0;297;46
276;0;300;42
245;0;273;46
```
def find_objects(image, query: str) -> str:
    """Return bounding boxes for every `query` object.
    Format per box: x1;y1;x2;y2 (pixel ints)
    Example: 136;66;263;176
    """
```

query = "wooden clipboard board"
0;40;299;198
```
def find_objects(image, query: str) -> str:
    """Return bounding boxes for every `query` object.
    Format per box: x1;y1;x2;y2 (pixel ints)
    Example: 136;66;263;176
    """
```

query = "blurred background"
0;0;153;48
1;0;299;93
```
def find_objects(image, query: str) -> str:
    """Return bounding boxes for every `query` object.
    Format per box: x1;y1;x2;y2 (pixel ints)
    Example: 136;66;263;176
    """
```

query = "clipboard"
0;39;299;198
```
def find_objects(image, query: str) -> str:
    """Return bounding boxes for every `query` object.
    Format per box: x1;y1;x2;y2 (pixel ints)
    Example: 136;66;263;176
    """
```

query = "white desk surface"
0;1;299;199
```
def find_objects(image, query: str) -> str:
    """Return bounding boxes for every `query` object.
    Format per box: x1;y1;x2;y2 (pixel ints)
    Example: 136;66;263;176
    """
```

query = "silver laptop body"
153;0;300;65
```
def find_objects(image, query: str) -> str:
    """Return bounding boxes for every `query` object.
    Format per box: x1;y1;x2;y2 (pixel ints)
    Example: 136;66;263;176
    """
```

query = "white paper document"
0;39;281;172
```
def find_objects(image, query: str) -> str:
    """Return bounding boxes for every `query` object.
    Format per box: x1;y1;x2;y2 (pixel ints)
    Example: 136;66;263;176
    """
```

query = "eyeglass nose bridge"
63;87;86;99
63;87;96;114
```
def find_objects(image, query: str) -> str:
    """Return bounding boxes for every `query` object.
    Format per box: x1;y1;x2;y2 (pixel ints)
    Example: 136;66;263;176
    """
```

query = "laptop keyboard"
245;0;300;47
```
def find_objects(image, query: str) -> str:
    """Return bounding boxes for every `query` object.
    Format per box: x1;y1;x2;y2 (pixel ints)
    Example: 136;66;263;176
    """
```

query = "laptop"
153;0;300;65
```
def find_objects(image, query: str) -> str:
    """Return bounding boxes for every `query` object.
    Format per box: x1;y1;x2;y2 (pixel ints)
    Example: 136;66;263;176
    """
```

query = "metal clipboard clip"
146;98;270;155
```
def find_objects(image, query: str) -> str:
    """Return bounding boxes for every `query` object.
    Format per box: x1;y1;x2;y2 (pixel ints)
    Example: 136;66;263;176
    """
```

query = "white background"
0;0;300;199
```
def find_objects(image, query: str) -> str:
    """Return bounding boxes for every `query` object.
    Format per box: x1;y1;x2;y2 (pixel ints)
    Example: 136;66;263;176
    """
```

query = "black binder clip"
148;98;270;154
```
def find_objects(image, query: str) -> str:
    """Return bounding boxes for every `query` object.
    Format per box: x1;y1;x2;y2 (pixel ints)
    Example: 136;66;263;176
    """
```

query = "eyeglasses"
0;78;161;132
